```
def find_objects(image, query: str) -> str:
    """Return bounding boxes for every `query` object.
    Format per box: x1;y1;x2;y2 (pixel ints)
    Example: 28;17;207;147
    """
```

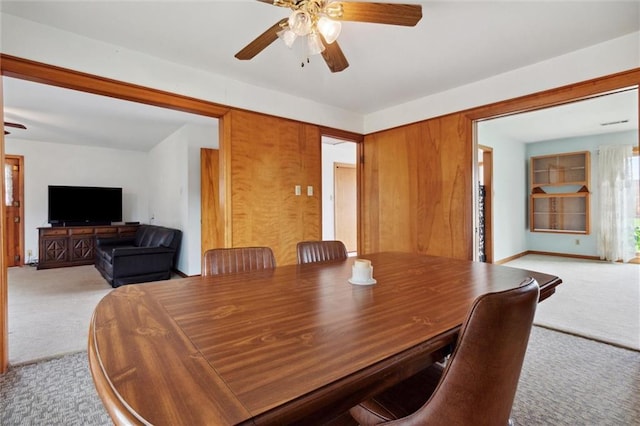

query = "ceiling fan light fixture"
236;0;422;73
277;28;298;48
317;16;341;44
323;1;344;19
288;10;312;36
307;31;326;55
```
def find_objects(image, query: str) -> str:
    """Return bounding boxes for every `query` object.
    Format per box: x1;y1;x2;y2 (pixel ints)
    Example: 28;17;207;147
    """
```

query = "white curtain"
597;144;636;262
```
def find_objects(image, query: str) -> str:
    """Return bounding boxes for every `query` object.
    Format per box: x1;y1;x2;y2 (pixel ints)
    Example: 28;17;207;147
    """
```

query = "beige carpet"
504;254;640;351
8;265;113;365
8;255;638;365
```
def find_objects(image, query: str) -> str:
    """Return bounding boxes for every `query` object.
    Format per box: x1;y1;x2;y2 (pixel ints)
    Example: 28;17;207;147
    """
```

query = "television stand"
51;221;112;228
37;224;139;270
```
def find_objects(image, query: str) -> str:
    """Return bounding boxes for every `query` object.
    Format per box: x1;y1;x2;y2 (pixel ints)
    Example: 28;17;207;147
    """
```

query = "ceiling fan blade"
321;38;349;73
235;18;288;60
337;2;422;26
4;131;9;135
4;122;26;130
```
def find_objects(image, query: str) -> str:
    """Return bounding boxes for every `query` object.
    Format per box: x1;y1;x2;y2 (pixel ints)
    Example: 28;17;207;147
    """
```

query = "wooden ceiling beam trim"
0;54;230;119
0;54;364;141
465;68;640;121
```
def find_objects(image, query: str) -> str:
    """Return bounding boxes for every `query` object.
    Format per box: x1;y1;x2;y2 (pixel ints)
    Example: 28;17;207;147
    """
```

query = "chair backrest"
404;277;540;426
201;247;276;277
296;240;348;264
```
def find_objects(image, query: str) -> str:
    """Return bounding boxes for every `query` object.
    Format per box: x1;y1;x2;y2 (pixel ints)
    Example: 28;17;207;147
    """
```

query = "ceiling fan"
3;121;26;136
235;0;422;73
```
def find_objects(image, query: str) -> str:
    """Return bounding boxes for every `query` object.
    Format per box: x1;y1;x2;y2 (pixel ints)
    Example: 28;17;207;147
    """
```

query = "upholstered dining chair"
349;277;540;426
201;247;276;277
296;240;349;264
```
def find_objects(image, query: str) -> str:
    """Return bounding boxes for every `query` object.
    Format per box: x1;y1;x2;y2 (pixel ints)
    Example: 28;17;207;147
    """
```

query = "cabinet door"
42;237;69;263
71;236;94;261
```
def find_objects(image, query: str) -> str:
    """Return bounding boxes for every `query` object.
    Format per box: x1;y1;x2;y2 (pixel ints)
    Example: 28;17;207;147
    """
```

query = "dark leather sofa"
95;224;182;288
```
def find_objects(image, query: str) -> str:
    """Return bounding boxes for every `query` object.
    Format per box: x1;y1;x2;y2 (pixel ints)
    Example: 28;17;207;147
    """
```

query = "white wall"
2;11;638;266
476;126;529;262
526;130;638;257
321;141;357;241
477;128;638;262
5;120;217;275
0;13;363;133
4;139;149;261
147;122;217;276
1;13;637;136
366;33;640;133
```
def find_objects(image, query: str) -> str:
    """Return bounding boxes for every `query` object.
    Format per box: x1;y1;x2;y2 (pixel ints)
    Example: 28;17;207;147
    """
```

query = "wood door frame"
0;75;6;371
4;155;25;266
467;69;640;266
478;146;493;263
0;54;363;372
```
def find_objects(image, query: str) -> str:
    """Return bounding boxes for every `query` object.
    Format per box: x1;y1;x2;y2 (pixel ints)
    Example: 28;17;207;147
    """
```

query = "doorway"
321;138;358;254
4;155;23;267
0;67;221;373
475;87;639;263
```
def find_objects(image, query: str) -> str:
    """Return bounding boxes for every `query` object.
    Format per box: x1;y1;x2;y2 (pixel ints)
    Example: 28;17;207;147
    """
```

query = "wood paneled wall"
200;148;222;254
220;110;321;265
361;113;473;260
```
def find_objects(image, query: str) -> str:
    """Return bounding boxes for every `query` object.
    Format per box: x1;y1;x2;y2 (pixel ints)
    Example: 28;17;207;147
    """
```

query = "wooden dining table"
88;252;561;426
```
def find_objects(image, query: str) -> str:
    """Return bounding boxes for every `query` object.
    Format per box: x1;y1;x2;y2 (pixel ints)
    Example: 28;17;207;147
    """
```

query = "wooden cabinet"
529;151;590;234
38;224;138;269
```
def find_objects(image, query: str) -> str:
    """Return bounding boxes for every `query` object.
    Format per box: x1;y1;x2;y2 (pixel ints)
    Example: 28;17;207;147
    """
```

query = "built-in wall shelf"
529;151;590;234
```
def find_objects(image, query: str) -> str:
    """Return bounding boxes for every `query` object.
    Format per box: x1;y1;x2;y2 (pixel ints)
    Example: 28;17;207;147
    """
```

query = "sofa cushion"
135;225;176;248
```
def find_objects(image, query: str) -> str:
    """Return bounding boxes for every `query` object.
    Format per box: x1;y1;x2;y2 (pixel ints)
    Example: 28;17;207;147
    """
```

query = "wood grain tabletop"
88;252;561;425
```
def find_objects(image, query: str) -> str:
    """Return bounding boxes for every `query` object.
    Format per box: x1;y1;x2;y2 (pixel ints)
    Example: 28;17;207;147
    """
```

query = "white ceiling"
480;88;638;143
3;77;218;152
1;1;639;149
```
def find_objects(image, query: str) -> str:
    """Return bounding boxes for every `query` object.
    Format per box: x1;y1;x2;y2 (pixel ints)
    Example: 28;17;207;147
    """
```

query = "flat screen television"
48;185;122;226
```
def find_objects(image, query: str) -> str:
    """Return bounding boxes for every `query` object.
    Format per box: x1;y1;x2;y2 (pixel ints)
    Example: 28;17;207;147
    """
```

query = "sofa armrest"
96;236;136;248
109;246;176;279
110;246;175;258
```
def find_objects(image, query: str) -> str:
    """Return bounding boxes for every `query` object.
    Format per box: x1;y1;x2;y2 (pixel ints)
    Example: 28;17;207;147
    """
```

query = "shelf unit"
529;151;590;234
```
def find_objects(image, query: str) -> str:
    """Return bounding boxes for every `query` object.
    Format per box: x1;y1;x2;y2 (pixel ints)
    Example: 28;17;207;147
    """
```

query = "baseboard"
495;250;601;265
494;252;529;265
526;251;601;261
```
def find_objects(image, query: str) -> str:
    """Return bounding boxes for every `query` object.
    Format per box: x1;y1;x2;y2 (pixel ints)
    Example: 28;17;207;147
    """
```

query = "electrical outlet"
575;239;580;245
27;249;32;257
